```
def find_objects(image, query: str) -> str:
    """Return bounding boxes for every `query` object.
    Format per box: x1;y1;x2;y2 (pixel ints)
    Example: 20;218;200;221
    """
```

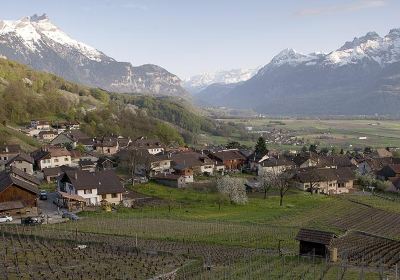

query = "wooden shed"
295;228;337;258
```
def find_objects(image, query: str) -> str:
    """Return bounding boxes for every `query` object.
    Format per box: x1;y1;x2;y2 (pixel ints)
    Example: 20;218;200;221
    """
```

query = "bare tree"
262;169;293;206
216;176;248;205
126;148;151;185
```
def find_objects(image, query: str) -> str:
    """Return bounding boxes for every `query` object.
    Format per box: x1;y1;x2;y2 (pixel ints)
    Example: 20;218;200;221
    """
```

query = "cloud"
294;0;388;17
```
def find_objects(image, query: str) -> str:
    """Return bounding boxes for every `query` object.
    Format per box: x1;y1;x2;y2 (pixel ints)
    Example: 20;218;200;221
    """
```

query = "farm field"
1;183;400;279
219;118;400;149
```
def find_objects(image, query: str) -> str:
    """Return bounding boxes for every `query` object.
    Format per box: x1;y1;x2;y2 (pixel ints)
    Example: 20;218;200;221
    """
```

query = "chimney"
5;146;8;153
74;172;78;180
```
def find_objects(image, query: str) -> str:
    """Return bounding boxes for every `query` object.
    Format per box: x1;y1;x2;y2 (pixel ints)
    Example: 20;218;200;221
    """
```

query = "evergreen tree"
255;137;268;155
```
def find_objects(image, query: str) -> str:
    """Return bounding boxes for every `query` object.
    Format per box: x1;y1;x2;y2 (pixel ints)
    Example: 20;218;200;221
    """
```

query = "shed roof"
295;228;336;245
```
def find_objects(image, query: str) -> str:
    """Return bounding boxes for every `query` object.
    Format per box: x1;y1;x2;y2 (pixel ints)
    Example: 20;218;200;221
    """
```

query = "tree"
259;169;275;199
309;144;318;153
226;141;242;149
126;148;151;185
216;176;248;205
301;146;308;153
271;171;293;206
255;137;268;155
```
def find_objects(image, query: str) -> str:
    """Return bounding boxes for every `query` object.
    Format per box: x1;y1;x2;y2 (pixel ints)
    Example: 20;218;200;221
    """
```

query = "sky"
0;0;399;78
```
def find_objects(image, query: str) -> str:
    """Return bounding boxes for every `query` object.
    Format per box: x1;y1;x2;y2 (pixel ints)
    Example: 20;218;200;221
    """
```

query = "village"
1;118;399;223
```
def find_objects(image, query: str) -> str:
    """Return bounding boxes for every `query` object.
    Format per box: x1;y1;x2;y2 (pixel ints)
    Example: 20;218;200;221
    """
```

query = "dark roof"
43;166;75;178
294;167;355;183
210;149;246;162
295;228;336;245
62;170;124;195
132;137;164;149
363;157;396;171
0;201;25;211
170;152;213;169
260;157;295;167
0;145;21;155
32;147;71;161
38;130;57;136
0;170;39;195
6;153;34;165
8;166;40;185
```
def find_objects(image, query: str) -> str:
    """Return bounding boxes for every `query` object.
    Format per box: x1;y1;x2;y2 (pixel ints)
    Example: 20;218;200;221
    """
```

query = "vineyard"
333;231;400;268
0;224;396;280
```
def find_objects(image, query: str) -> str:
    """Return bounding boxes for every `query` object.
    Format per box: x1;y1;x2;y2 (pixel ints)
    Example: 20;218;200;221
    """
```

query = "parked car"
39;190;48;200
21;217;43;225
0;215;12;223
62;212;80;221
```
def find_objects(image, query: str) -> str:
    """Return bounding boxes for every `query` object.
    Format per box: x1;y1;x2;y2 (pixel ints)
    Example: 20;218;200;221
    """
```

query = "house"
208;149;246;171
31;146;72;170
30;120;50;130
247;152;269;171
173;164;194;183
152;174;187;188
290;153;354;169
375;148;393;158
43;165;76;183
377;164;400;180
149;153;172;175
131;137;165;155
5;153;34;175
292;167;355;195
94;137;119;155
0;168;39;215
358;157;399;175
0;145;21;170
58;169;125;205
97;157;116;171
38;130;58;142
257;157;295;176
296;228;337;258
170;152;215;175
51;130;90;149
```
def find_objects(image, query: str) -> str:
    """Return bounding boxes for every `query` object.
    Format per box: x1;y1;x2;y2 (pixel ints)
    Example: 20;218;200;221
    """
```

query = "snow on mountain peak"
270;48;315;66
0;14;103;61
183;67;261;93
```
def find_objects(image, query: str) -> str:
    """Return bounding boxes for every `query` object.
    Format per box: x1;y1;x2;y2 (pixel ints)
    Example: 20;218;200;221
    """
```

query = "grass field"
219;118;400;149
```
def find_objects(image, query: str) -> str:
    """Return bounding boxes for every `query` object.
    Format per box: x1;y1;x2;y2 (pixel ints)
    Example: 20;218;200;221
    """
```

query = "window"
3;157;7;160
84;189;92;194
54;159;59;163
111;193;118;198
64;158;69;161
102;194;107;199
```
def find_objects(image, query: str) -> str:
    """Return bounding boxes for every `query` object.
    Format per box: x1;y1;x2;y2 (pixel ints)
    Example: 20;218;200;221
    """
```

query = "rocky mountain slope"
0;14;187;97
195;29;400;116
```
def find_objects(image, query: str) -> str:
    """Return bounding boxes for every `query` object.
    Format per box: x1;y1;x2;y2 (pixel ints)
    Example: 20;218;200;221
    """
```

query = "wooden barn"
295;228;337;258
0;169;39;214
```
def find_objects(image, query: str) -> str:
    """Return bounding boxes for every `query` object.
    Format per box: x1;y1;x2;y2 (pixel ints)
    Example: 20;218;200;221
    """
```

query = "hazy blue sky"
0;0;399;78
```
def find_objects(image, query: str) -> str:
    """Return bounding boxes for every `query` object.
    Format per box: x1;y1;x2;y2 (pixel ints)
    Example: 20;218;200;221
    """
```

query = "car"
39;190;48;200
21;217;43;225
0;216;12;223
62;212;80;221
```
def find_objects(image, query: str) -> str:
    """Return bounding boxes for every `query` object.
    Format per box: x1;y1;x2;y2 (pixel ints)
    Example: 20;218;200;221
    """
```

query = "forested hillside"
0;58;245;145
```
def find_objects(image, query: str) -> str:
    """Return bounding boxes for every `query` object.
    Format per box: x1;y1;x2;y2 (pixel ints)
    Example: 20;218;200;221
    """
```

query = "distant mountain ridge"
183;67;261;93
0;14;188;97
195;29;400;117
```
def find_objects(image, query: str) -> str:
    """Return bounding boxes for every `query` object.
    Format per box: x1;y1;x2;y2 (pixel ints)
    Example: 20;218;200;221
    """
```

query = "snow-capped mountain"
183;67;261;93
0;14;187;96
195;29;400;116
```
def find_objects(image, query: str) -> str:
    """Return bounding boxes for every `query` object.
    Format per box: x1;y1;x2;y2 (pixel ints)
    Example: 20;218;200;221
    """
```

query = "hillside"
0;58;245;146
195;29;400;117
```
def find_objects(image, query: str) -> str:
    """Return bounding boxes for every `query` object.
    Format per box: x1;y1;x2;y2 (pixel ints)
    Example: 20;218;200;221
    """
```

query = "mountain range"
195;29;400;116
0;14;187;97
183;67;261;93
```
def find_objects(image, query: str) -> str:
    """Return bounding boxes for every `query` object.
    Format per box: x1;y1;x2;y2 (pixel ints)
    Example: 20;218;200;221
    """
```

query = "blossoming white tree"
216;176;248;205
